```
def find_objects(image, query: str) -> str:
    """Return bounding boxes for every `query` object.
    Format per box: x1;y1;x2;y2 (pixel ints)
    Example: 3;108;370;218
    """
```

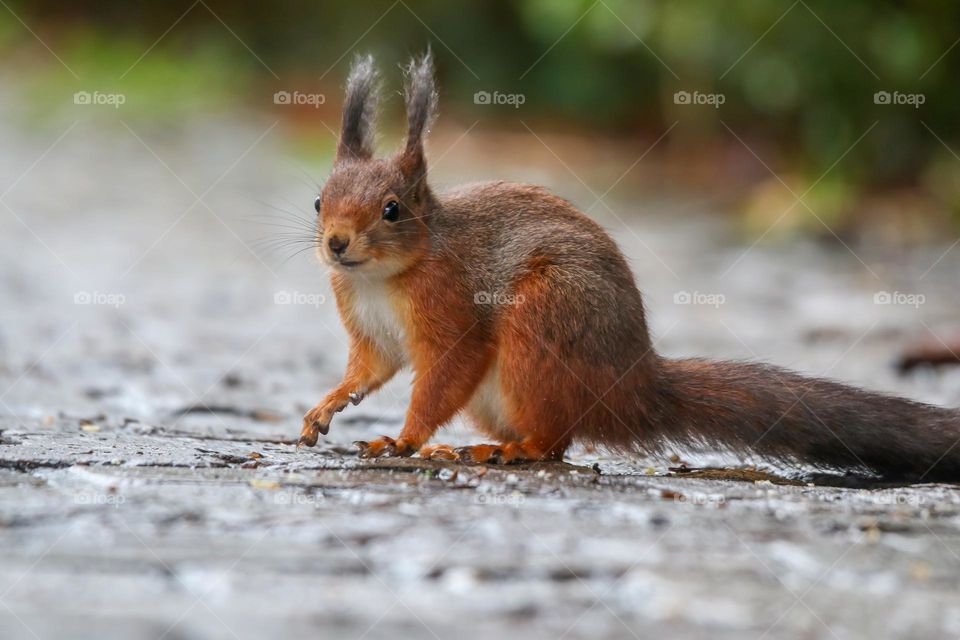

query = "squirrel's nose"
328;235;350;256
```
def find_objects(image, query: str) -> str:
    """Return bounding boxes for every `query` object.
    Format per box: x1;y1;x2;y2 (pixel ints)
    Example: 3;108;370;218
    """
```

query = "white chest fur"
347;278;408;364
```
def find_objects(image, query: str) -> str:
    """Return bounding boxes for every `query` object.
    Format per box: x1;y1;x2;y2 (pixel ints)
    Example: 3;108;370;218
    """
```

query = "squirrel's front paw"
353;436;416;459
299;388;369;446
299;402;344;447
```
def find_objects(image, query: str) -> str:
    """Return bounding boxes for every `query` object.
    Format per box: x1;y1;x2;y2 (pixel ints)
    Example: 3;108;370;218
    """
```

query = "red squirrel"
297;52;960;481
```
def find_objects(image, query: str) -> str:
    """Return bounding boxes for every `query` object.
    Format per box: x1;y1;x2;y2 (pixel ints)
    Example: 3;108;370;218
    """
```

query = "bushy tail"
657;358;960;481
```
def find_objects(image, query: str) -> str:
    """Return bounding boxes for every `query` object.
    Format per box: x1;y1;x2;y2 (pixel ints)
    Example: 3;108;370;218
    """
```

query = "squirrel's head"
316;51;436;276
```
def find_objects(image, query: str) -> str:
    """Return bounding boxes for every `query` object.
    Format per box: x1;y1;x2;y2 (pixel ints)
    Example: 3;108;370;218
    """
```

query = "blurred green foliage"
2;0;960;227
16;29;246;123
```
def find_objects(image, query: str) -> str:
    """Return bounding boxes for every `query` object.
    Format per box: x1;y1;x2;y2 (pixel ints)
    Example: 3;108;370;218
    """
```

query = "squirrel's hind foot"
354;436;416;459
418;443;506;463
419;442;550;464
455;444;510;464
418;443;462;461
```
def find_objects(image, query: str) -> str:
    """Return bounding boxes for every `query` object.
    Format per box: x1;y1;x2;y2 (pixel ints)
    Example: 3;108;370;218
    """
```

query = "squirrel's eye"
314;195;321;213
382;200;399;222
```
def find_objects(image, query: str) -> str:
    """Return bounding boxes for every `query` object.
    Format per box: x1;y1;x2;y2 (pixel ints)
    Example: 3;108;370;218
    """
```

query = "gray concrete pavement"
2;116;960;639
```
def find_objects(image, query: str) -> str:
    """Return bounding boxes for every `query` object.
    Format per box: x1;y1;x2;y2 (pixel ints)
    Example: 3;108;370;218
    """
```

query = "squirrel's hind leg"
415;405;569;464
415;393;553;463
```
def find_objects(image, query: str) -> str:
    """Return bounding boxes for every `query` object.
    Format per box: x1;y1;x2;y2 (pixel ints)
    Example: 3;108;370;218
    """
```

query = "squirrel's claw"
455;445;505;464
348;391;364;405
297;420;327;448
297;433;317;448
300;399;345;448
418;444;460;461
354;436;415;459
354;438;391;458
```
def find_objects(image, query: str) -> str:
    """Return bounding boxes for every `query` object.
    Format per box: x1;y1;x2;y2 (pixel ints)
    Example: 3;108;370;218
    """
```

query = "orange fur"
390;258;496;451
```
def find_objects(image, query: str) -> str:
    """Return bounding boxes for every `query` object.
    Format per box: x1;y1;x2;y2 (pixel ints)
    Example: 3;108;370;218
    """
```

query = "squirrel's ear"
336;54;379;162
398;48;437;182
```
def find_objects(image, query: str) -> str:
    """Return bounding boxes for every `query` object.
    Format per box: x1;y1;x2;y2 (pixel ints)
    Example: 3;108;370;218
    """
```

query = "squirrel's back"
434;180;639;304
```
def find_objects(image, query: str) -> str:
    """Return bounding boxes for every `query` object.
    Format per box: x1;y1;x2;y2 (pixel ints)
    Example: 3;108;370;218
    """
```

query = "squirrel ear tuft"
398;48;437;181
336;54;380;162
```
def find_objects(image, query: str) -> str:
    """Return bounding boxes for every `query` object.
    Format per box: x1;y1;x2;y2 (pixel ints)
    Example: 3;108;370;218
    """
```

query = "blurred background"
3;2;960;639
2;0;959;408
5;0;960;239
